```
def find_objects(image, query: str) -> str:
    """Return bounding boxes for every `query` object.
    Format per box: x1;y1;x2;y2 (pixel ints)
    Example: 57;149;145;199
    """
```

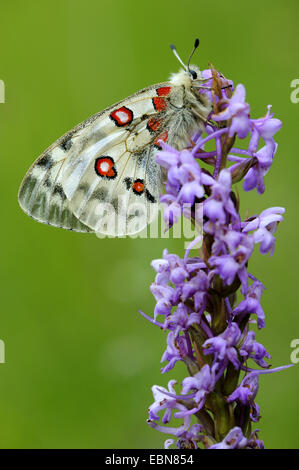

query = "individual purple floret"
239;330;271;368
233;280;265;328
209;427;248;449
204;169;238;224
243;143;278;194
141;64;292;449
242;207;285;255
202;322;241;370
148;380;192;436
212;84;251;139
178;364;216;416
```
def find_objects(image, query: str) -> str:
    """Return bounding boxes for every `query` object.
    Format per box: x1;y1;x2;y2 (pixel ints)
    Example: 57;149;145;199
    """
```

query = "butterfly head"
169;39;205;88
169;65;202;88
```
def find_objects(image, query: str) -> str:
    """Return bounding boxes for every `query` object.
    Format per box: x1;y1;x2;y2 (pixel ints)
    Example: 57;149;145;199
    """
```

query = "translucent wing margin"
18;143;92;232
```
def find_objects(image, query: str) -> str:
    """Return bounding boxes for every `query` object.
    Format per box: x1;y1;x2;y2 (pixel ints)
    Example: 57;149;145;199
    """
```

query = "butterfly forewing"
18;82;173;235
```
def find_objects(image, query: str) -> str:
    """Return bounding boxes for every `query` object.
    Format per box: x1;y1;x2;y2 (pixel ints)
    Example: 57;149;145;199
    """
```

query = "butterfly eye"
189;70;197;80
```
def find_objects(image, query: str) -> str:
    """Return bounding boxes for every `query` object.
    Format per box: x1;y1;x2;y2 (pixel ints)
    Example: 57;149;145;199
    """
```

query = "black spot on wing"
124;177;132;190
36;154;53;169
111;198;119;212
60;138;72;152
44;178;52;188
78;183;90;193
53;184;66;200
145;189;156;203
91;187;108;201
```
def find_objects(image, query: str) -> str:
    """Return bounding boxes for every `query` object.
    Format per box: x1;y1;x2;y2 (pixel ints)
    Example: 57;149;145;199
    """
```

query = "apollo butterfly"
18;39;213;236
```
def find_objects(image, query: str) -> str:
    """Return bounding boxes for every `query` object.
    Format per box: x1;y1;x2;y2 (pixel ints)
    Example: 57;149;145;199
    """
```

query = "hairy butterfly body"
18;41;212;236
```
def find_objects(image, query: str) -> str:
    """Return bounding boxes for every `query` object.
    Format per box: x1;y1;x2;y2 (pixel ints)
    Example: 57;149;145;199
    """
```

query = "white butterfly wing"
18;83;172;235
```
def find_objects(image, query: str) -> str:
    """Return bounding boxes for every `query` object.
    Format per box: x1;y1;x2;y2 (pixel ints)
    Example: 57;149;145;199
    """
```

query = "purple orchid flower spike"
141;64;290;449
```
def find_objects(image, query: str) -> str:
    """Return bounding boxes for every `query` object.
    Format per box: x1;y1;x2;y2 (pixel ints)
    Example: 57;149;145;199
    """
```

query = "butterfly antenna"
170;43;188;71
187;38;200;72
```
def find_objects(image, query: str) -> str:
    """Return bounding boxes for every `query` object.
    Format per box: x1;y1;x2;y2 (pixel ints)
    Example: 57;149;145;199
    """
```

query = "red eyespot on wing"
95;157;117;179
152;97;167;112
132;179;145;195
154;130;168;148
147;117;163;133
157;86;172;97
110;106;134;127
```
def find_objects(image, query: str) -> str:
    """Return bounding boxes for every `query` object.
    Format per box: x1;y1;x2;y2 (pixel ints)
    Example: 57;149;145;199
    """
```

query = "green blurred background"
0;0;298;449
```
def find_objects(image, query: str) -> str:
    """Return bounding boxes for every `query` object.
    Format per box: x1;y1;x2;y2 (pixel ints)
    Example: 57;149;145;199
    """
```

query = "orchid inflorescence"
140;66;292;449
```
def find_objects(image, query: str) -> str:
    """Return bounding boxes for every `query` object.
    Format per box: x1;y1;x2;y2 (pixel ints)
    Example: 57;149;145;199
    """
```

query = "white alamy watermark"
0;80;4;103
290;339;299;364
290;79;299;103
94;199;203;249
0;339;5;363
